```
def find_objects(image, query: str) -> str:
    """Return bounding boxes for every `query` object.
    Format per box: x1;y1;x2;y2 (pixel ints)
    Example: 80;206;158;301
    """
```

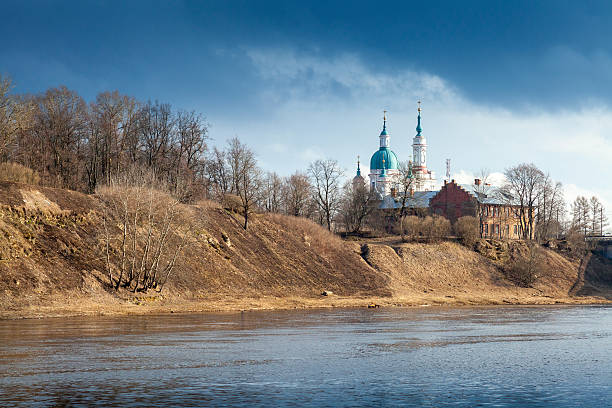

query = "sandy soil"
2;288;609;320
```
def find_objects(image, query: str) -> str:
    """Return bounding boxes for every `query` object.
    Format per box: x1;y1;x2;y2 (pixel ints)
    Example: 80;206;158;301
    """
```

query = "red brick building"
429;180;522;239
429;180;477;223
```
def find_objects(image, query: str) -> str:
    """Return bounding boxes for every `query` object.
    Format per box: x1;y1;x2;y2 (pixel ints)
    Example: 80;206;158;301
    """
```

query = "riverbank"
2;292;609;320
1;181;611;319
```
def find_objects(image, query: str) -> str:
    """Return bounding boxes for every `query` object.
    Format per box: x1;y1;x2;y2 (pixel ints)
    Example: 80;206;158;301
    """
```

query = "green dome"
370;147;399;170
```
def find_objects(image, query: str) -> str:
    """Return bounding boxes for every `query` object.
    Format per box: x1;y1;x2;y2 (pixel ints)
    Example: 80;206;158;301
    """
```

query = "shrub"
565;226;587;257
504;243;543;287
400;216;421;241
400;215;450;242
454;216;480;247
0;162;40;185
221;194;243;214
96;168;195;293
430;215;451;242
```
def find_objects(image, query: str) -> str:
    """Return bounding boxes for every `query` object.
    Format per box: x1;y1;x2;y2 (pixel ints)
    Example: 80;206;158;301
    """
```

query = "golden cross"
417;100;422;112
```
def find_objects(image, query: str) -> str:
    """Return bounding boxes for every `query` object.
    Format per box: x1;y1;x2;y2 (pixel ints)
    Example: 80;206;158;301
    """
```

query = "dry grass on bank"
267;213;345;258
0;180;610;319
0;162;40;185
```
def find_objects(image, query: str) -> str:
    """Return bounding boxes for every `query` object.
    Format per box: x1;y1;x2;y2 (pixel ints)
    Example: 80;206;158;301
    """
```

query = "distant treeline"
0;75;608;239
0;75;358;232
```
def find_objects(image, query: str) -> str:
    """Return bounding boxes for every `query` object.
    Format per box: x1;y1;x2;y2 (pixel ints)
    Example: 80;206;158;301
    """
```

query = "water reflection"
0;306;611;407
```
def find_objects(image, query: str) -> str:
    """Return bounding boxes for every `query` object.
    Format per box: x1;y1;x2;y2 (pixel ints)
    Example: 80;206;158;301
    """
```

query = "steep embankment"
359;239;609;306
0;182;388;318
0;181;610;319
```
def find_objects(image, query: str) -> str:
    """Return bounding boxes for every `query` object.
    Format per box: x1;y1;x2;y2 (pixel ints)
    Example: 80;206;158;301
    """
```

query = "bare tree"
175;111;208;171
589;196;608;236
171;110;208;194
97;166;192;292
30;86;88;189
87;91;129;191
308;159;344;231
502;163;546;240
395;161;416;241
138;101;174;171
339;180;375;233
227;137;261;230
119;96;142;165
283;171;313;217
205;147;232;199
536;175;565;241
261;171;283;213
572;196;591;236
0;75;31;159
396;161;415;219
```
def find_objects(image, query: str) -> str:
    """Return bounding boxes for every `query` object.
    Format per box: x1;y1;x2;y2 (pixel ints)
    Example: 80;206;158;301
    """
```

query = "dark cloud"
3;0;612;110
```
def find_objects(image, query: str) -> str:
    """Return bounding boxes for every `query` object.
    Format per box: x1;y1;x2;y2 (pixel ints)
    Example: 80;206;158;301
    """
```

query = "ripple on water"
0;305;610;407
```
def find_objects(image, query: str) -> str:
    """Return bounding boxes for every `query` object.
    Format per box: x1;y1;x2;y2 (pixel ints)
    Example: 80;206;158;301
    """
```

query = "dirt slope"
360;240;605;306
0;181;609;318
0;182;388;317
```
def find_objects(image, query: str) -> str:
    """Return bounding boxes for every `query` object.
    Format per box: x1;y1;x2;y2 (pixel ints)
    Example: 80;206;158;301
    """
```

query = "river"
0;305;610;407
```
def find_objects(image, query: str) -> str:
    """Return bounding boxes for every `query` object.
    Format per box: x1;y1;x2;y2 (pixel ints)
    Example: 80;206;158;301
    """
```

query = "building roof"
380;112;388;136
379;190;439;209
370;147;399;170
458;184;517;205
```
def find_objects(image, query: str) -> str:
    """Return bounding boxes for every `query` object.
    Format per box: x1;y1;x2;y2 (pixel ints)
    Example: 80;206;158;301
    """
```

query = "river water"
0;305;610;407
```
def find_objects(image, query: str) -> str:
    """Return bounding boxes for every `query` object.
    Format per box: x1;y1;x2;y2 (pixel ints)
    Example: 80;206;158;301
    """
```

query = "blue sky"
2;1;612;221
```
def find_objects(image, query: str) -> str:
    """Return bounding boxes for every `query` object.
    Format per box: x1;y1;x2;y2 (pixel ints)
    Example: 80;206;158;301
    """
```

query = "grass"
268;213;344;259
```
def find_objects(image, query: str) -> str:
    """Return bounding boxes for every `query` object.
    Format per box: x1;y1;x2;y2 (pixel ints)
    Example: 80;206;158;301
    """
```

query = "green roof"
370;148;399;170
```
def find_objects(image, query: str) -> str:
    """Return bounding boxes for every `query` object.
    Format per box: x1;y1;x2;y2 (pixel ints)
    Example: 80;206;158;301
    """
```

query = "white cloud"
268;143;288;153
451;170;506;187
213;47;612;224
300;147;324;162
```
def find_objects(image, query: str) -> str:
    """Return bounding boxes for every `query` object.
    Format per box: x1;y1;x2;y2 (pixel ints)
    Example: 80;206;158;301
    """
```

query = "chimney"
475;178;481;186
410;187;414;197
391;187;397;198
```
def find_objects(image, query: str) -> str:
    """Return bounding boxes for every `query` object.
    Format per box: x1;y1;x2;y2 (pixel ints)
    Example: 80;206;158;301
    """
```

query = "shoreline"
2;293;610;320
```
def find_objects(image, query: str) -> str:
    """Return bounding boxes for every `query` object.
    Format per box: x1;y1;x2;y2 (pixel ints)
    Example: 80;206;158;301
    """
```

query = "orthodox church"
353;103;437;197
